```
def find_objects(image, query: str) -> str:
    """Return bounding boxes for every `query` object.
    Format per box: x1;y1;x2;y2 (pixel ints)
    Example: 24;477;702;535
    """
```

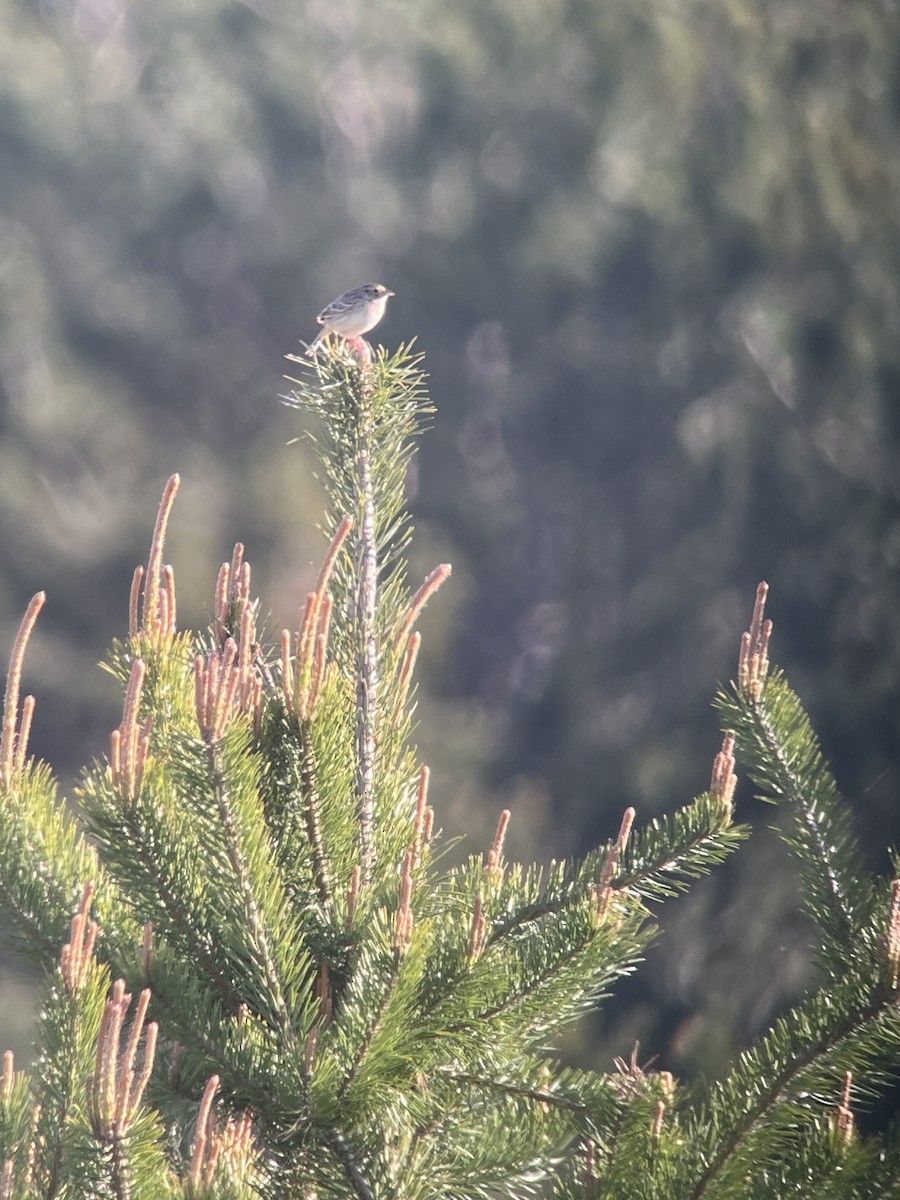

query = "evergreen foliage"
0;343;898;1197
4;0;900;1085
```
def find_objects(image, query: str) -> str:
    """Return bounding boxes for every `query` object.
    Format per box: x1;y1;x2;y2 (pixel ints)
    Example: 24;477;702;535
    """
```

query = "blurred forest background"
2;0;900;1093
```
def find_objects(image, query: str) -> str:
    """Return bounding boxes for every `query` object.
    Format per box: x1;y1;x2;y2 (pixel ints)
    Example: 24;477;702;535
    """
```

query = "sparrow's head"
364;283;395;300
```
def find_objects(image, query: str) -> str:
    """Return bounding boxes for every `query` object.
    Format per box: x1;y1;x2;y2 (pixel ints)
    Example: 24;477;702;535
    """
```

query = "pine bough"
0;345;897;1199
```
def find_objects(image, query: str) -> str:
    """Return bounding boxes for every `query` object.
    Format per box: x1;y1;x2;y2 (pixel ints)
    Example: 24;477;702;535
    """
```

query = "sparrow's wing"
315;301;339;324
317;288;365;324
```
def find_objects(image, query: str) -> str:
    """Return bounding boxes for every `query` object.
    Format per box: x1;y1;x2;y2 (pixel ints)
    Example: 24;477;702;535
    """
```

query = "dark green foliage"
717;671;880;970
3;0;900;1098
0;344;898;1197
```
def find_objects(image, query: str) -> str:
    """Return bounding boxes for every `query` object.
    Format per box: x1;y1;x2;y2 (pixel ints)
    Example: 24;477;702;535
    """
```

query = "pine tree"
0;341;898;1198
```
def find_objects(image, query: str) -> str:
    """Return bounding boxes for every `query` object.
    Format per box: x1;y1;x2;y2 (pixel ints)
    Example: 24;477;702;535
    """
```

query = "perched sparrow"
310;283;395;349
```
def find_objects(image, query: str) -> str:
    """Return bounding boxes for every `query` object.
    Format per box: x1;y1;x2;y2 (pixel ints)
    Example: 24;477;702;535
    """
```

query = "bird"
310;283;395;349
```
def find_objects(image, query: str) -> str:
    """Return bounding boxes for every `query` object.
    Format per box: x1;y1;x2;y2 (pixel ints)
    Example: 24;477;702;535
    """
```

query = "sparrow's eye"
375;285;385;294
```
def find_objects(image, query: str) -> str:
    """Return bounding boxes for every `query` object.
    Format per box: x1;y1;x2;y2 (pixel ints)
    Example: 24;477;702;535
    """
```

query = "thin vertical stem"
142;475;180;634
1;593;45;788
355;386;378;883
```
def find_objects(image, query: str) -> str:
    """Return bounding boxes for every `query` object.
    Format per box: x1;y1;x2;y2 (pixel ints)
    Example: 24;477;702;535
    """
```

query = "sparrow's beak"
387;290;396;297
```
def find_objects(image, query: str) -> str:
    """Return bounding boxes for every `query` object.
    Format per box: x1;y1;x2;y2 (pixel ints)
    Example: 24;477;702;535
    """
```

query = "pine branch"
436;1066;621;1127
485;787;745;951
136;958;281;1121
687;976;900;1200
717;584;876;965
204;736;295;1042
283;342;433;892
105;801;245;1012
329;1128;378;1200
337;946;402;1102
0;789;70;961
617;794;748;903
354;370;379;883
0;595;122;966
298;716;334;910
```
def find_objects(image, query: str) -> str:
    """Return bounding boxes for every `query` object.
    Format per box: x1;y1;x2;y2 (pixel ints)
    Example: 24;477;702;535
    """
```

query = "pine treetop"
0;346;898;1198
